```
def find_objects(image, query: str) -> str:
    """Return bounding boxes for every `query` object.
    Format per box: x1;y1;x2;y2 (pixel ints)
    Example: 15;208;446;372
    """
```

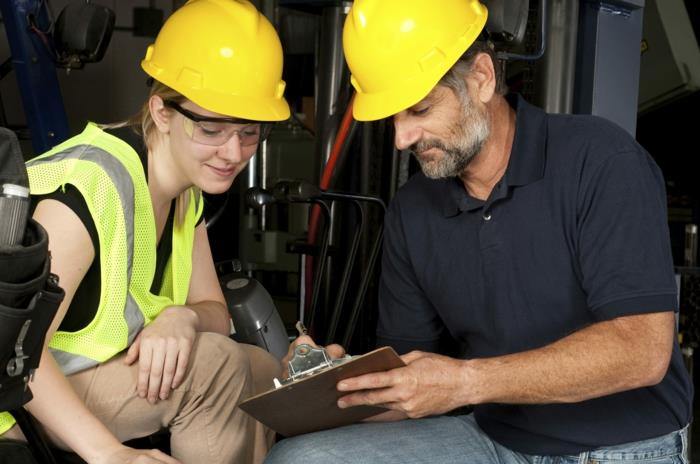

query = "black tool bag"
0;223;64;411
0;128;64;412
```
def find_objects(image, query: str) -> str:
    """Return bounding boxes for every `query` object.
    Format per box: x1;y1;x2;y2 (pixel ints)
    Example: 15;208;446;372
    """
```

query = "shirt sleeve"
576;148;678;320
377;194;447;354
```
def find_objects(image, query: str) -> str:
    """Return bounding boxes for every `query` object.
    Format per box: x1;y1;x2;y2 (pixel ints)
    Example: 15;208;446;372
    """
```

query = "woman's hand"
124;306;198;403
96;445;181;464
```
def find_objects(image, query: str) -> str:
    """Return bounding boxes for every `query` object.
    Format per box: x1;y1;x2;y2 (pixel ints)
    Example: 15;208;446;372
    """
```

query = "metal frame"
0;0;70;153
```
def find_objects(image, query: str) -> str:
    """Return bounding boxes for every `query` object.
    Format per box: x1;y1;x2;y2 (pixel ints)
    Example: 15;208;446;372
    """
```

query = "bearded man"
266;1;692;463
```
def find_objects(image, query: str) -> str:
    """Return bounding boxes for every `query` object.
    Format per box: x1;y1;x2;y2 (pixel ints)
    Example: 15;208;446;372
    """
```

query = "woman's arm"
182;221;230;334
125;221;231;403
27;200;178;464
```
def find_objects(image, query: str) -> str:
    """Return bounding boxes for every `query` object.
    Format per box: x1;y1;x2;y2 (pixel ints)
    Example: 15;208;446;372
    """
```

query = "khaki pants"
8;333;280;464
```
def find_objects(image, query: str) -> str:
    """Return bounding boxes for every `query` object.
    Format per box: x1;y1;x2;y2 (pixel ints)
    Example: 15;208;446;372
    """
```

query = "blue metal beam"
0;0;69;153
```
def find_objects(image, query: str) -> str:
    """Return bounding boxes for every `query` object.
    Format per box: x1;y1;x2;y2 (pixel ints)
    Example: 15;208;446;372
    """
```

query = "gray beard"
411;96;490;179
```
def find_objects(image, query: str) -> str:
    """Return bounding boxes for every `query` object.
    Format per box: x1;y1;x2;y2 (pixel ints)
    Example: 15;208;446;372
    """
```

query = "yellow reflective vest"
0;123;203;434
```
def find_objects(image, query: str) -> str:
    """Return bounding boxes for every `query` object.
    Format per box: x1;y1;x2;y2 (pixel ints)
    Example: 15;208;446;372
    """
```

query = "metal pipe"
325;200;365;345
260;140;269;231
306;200;331;333
315;5;350;327
536;0;579;113
342;223;384;348
315;4;351;172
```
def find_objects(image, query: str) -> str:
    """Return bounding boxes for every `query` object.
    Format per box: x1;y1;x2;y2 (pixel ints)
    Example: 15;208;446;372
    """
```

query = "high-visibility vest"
0;123;203;434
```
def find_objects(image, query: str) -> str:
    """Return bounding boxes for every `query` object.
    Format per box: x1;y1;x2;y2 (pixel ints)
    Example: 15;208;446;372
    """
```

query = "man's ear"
468;52;496;104
149;95;171;134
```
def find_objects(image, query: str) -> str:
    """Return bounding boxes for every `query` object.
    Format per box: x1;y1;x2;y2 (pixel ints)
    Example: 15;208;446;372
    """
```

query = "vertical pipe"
685;224;698;267
315;3;351;327
260;140;269;231
536;0;579;113
315;4;350;174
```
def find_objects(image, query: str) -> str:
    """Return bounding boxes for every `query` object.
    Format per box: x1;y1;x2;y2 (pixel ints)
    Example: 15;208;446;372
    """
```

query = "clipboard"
239;346;405;437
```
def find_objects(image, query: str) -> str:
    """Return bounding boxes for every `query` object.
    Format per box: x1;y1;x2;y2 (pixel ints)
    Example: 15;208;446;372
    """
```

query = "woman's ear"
149;95;171;134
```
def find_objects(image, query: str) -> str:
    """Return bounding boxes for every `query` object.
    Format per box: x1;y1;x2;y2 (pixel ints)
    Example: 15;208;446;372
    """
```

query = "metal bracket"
6;319;31;377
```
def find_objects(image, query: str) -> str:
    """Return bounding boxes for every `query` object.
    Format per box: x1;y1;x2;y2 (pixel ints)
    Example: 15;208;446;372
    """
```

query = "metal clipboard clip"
273;322;351;389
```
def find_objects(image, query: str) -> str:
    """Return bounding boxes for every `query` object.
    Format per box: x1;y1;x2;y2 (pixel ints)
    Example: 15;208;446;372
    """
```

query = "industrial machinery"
2;0;687;354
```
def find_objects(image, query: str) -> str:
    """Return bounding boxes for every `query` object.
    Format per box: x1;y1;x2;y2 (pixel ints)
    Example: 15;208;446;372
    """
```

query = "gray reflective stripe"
49;349;100;375
125;293;143;345
28;145;145;374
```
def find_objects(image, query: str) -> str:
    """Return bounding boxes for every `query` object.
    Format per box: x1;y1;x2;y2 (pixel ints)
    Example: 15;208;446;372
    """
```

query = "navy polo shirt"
377;95;692;454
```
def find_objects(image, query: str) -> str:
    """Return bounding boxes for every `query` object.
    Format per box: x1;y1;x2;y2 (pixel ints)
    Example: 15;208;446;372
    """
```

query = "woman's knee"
188;332;252;383
238;343;282;395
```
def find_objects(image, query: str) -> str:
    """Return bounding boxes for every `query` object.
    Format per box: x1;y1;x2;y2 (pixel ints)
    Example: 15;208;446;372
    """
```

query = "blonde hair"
104;81;199;226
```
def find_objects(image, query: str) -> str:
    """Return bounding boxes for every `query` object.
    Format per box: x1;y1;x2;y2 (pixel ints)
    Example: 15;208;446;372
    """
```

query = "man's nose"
393;113;422;150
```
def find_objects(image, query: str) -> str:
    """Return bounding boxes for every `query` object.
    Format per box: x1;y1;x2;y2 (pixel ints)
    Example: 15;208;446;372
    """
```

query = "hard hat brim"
142;60;291;122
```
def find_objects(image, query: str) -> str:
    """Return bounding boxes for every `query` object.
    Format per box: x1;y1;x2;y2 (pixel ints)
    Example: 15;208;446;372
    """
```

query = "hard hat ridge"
343;0;488;121
141;0;290;121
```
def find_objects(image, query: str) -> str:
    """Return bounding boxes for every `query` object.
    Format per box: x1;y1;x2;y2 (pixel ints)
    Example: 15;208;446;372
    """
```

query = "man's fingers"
337;387;396;409
401;350;427;364
337;370;396;391
326;343;346;359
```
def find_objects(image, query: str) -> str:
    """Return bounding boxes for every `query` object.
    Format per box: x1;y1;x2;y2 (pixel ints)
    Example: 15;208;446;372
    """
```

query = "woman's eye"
198;125;223;137
242;127;260;137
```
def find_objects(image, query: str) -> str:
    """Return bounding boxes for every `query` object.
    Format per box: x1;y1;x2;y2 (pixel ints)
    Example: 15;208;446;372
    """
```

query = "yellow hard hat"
343;0;488;121
141;0;290;121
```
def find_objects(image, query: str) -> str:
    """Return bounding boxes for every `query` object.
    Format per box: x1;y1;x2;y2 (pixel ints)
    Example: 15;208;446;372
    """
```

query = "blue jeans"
264;414;688;464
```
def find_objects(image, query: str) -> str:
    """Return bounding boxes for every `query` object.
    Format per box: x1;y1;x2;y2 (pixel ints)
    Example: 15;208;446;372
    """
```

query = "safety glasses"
164;100;272;147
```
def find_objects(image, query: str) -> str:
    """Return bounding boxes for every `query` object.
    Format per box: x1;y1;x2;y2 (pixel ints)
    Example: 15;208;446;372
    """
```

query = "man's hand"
336;351;468;419
124;306;198;403
281;335;346;379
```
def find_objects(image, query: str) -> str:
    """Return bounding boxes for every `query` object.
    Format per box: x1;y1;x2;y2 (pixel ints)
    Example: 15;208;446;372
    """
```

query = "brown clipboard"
239;346;405;437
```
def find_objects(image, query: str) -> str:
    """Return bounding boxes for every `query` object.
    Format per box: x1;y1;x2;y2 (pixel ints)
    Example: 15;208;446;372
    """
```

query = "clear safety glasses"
164;100;272;147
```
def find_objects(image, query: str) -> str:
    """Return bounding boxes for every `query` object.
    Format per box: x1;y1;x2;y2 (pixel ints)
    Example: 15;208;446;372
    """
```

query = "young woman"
0;1;289;463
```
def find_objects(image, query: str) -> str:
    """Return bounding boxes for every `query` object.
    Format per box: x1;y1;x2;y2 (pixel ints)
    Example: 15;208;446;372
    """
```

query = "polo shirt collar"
440;94;547;216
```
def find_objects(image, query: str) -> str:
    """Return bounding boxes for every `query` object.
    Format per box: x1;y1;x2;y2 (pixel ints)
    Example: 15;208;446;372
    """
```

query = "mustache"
410;139;449;155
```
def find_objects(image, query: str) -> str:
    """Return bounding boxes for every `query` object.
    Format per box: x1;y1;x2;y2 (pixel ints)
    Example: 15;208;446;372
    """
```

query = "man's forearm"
461;311;675;405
